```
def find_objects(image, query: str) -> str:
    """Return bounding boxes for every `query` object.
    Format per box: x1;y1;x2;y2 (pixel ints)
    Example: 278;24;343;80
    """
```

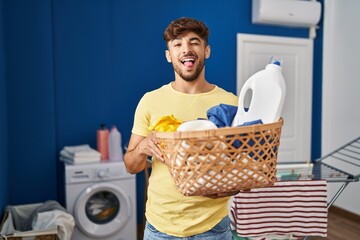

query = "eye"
189;37;201;46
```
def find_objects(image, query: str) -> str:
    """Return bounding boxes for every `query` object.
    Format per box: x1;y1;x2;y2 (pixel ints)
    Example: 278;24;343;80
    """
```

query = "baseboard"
137;224;144;240
330;205;360;222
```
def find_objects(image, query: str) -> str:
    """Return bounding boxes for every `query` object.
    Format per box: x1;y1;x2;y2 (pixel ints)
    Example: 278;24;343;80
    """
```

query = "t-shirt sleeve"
131;94;151;137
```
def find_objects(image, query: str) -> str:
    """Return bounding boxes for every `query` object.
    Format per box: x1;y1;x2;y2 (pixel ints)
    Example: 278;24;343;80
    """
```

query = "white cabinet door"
237;34;313;163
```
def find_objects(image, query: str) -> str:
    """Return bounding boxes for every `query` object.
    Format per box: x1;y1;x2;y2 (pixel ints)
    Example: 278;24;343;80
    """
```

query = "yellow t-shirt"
132;83;238;237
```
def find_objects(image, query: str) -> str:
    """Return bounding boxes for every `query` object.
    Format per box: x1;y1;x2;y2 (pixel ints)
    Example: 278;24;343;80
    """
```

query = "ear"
165;50;172;63
205;45;211;59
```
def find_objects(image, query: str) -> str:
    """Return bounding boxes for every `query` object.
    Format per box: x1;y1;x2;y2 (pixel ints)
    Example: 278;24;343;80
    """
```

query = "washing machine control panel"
96;169;108;178
65;161;131;183
95;167;121;179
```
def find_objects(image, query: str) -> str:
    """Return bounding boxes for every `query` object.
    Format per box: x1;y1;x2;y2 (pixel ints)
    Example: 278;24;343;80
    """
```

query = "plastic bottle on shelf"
108;126;124;162
232;57;286;126
97;123;109;160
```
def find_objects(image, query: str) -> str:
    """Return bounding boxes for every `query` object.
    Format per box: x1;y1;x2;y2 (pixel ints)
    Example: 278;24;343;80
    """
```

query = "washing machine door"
74;182;131;238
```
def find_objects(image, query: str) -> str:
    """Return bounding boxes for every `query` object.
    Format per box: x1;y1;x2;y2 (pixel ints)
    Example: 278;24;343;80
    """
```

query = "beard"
173;58;205;82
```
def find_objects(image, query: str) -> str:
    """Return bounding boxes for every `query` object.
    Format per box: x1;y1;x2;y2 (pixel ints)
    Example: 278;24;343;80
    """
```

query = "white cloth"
60;144;101;164
230;180;328;238
59;156;100;165
32;210;75;240
62;144;100;157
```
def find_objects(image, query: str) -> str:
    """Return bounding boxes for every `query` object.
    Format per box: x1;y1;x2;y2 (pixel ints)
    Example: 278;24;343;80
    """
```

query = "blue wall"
0;0;8;211
0;0;323;223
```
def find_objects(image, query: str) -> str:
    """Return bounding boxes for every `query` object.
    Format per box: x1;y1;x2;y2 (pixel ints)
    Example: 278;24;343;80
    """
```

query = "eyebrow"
172;36;202;42
189;37;201;42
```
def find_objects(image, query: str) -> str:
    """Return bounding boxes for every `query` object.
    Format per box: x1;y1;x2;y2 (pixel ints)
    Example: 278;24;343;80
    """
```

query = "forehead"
171;32;203;42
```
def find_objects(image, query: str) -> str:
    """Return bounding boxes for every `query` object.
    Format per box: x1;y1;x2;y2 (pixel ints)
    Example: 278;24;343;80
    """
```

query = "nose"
182;42;192;54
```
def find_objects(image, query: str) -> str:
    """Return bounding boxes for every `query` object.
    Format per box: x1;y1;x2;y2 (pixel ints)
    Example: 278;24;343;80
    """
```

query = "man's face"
165;32;210;82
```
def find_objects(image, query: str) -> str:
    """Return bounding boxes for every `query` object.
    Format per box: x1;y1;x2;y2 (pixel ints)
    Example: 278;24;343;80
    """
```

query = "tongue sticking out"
184;61;194;67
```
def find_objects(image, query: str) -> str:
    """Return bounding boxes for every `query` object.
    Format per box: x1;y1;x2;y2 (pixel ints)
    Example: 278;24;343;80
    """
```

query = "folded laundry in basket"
230;180;328;238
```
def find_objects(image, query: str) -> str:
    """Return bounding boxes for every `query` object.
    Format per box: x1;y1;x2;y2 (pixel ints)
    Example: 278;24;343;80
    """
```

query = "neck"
171;79;214;94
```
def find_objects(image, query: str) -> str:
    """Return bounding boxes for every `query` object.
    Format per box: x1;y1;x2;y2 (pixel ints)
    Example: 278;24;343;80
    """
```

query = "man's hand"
139;131;164;162
124;132;164;174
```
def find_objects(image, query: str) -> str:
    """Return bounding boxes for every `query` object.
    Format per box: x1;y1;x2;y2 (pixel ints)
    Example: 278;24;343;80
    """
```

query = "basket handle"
176;128;218;138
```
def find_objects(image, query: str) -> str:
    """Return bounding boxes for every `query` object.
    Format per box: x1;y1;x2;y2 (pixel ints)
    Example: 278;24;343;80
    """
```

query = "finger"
149;139;164;161
153;147;164;161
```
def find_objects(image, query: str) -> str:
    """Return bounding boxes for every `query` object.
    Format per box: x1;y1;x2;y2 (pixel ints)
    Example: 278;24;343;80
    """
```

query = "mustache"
182;52;198;58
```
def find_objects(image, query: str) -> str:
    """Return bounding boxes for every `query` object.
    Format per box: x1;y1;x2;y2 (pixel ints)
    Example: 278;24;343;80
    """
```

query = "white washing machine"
65;161;137;240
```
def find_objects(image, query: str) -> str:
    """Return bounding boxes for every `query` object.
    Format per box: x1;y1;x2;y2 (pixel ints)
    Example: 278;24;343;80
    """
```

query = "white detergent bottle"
232;57;286;126
108;126;124;161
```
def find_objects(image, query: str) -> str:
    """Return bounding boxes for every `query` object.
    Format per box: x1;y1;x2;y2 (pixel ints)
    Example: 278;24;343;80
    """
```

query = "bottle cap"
269;56;283;66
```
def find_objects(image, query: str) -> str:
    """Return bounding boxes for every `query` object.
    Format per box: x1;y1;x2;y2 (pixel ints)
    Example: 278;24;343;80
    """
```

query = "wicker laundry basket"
0;234;59;240
155;119;283;196
0;203;61;240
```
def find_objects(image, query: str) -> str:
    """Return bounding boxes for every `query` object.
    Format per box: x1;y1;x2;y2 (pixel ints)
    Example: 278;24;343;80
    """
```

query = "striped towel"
230;180;327;238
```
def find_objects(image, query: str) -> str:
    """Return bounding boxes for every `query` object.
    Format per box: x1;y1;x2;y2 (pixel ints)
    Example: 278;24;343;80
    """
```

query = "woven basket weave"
155;119;283;196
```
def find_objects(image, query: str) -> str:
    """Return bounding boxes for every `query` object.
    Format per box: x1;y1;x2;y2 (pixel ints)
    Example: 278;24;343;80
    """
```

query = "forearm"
124;132;163;174
124;144;148;174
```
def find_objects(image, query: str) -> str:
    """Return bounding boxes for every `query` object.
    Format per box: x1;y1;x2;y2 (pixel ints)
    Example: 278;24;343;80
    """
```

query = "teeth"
182;59;195;63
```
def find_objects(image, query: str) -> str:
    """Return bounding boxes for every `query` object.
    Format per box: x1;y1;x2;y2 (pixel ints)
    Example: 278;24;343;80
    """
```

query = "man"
124;17;238;239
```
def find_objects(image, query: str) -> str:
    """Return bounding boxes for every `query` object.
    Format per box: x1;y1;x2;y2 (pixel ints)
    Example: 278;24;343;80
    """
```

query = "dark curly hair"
163;17;209;45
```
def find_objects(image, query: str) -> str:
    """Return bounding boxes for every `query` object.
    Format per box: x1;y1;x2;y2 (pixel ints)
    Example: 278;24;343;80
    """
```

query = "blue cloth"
232;119;263;150
239;119;263;126
206;104;238;128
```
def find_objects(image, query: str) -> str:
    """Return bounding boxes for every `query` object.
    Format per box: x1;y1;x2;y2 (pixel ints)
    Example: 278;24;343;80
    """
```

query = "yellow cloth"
148;114;183;132
132;83;238;237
